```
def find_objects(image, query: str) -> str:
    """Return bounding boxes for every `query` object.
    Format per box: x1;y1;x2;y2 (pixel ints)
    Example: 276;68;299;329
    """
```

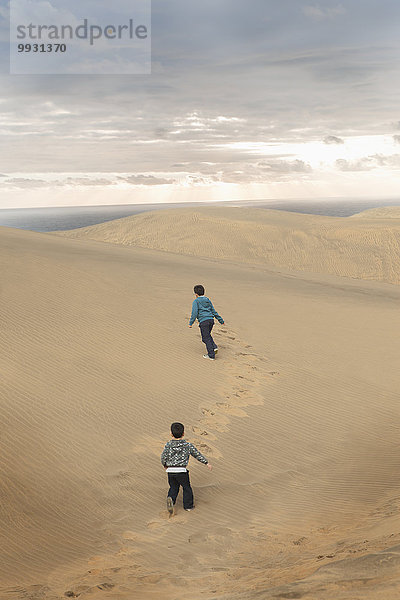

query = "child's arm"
209;301;224;324
160;443;169;468
188;299;199;327
188;442;210;466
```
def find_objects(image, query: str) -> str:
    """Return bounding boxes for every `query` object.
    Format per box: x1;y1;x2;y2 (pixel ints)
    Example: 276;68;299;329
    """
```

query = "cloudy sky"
0;0;400;208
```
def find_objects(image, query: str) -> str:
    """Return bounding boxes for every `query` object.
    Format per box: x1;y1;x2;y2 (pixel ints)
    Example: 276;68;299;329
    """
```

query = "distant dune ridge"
1;206;400;599
56;206;400;285
349;206;400;218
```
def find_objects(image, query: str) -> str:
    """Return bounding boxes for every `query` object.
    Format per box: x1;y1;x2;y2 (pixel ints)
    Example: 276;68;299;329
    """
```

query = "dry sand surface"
0;206;400;599
349;207;400;219
56;206;400;284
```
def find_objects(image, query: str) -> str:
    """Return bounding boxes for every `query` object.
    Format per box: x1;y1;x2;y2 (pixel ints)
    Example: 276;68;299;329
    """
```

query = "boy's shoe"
203;354;215;360
167;497;174;515
184;507;195;511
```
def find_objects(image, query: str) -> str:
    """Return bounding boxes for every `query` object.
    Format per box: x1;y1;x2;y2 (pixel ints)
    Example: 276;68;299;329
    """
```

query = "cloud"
1;0;400;206
0;174;180;189
257;159;312;173
183;174;218;185
3;177;49;188
119;175;176;185
335;154;400;172
1;176;115;188
371;153;400;168
62;177;113;186
324;135;344;144
217;158;313;184
302;4;346;21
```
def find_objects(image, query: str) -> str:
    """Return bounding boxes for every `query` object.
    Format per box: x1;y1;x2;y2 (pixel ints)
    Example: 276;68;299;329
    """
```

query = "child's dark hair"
171;422;184;438
194;284;205;296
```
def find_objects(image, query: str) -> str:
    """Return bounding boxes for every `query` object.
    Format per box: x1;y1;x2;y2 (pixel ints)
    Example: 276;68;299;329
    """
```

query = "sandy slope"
56;206;400;284
0;212;400;599
350;206;400;219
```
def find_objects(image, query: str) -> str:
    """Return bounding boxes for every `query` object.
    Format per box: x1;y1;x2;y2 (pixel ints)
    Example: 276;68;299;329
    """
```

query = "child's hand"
207;463;213;471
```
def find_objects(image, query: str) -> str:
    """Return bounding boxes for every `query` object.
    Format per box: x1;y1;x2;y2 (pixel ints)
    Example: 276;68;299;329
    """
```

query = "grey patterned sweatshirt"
161;438;208;467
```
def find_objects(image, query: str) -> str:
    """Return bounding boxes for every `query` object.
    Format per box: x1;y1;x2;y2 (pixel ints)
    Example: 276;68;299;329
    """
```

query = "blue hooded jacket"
189;295;224;326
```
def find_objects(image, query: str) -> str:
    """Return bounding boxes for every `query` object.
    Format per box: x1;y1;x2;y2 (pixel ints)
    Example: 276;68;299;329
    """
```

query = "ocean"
0;198;399;233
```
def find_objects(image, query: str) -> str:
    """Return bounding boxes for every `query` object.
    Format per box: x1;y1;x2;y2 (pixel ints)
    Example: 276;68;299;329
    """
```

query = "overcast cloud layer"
0;0;400;207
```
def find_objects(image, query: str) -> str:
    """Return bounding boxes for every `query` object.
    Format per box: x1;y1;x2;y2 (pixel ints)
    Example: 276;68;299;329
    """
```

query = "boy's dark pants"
167;471;194;509
199;319;216;358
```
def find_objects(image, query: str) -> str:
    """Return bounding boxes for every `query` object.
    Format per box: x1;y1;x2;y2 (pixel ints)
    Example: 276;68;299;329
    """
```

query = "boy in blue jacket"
189;284;224;360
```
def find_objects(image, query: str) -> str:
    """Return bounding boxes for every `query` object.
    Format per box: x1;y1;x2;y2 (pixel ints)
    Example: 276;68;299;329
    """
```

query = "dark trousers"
199;319;217;358
167;471;194;509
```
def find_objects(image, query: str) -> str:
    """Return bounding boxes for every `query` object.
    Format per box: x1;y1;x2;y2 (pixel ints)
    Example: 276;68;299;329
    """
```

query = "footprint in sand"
188;531;209;543
65;581;116;598
97;583;115;590
216;403;248;418
121;531;144;542
191;425;217;440
147;520;165;530
199;414;230;433
191;437;224;459
293;536;308;546
202;407;215;416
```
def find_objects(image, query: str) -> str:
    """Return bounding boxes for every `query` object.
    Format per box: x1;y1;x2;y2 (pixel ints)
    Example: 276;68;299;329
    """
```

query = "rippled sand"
1;208;400;599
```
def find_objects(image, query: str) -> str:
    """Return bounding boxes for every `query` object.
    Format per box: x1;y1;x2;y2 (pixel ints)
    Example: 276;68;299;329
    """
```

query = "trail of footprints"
189;326;279;460
54;330;280;597
145;328;279;526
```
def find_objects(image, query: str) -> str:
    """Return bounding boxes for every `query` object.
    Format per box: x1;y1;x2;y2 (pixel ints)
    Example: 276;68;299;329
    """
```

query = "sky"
0;0;400;208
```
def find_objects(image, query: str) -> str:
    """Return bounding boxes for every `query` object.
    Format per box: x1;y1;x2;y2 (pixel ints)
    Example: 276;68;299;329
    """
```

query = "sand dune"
1;211;400;599
56;206;400;285
350;206;400;219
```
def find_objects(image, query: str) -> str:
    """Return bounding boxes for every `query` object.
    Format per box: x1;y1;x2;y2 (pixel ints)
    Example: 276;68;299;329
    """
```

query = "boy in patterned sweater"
161;422;213;514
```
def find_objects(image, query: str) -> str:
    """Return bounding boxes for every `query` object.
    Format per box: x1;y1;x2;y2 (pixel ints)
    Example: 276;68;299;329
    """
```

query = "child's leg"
199;320;215;358
167;473;180;504
177;471;194;509
208;320;217;350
